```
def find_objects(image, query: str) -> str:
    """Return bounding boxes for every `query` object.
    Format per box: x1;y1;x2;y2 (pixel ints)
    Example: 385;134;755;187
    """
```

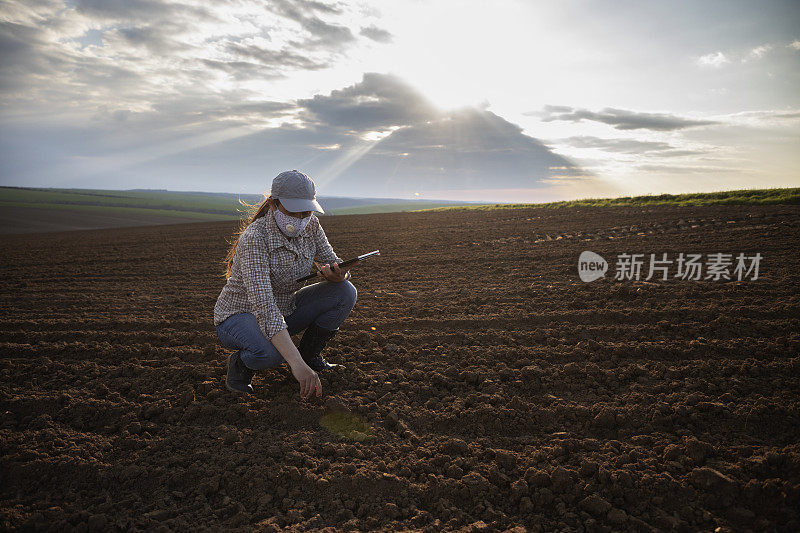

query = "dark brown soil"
1;205;798;532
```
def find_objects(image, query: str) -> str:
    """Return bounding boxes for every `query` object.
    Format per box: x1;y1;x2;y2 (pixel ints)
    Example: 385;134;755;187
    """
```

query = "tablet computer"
296;250;380;282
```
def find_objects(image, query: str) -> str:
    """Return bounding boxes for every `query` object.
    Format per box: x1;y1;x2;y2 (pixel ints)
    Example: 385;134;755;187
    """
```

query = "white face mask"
273;206;311;237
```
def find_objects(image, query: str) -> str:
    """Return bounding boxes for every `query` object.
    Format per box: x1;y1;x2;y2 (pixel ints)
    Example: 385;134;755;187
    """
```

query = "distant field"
0;201;235;220
0;187;474;234
414;187;800;212
7;185;794;234
0;205;227;234
330;202;471;215
0;187;261;217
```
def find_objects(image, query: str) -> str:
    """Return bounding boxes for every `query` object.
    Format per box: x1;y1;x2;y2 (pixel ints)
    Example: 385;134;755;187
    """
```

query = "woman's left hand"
314;260;352;282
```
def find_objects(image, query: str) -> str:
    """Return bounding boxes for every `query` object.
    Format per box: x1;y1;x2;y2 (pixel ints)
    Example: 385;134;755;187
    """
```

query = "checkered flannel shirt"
214;208;349;339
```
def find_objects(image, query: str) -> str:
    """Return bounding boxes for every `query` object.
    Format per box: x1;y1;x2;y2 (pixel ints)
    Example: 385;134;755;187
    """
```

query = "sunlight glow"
360;128;399;141
366;0;556;113
314;134;393;190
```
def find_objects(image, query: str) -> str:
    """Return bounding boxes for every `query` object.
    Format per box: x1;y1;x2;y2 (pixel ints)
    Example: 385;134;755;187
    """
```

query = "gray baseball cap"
270;170;324;214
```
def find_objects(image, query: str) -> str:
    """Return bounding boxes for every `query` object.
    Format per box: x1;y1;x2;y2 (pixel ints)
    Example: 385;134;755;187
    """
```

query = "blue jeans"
215;280;357;370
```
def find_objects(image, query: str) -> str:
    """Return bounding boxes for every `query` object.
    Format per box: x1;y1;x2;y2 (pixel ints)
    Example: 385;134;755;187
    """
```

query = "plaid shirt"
214;208;348;339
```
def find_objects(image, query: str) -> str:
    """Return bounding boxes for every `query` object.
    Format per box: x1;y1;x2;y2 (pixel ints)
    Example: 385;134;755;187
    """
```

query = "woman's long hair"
223;194;279;279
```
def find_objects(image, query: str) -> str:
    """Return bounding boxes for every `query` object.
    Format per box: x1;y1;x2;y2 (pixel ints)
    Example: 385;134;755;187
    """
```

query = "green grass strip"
412;187;800;212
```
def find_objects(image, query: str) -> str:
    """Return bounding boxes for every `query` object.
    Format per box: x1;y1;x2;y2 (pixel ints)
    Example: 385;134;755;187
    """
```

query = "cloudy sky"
1;0;798;202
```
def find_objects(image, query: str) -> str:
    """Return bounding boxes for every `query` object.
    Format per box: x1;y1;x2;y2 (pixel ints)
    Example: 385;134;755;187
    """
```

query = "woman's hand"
270;328;322;399
291;362;322;399
314;260;355;282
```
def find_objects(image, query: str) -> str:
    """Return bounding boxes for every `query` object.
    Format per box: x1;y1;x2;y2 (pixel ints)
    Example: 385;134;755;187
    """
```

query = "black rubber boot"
226;350;254;394
298;322;339;372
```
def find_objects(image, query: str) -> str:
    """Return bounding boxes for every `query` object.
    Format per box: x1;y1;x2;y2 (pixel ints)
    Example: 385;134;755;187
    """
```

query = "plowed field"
1;205;799;532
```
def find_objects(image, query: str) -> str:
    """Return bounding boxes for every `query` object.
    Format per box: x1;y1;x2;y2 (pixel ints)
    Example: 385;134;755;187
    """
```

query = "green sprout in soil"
319;411;374;441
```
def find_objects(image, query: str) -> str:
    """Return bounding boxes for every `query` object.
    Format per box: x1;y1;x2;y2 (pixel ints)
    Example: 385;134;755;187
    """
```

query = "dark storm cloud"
332;107;583;192
296;72;441;131
531;105;718;131
555;136;705;156
359;25;393;43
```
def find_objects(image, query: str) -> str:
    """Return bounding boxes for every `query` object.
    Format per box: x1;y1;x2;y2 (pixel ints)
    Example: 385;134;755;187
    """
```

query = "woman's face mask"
273;205;311;237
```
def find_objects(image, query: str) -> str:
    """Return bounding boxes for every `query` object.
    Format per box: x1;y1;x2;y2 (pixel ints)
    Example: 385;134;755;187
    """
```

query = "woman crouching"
213;170;357;399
